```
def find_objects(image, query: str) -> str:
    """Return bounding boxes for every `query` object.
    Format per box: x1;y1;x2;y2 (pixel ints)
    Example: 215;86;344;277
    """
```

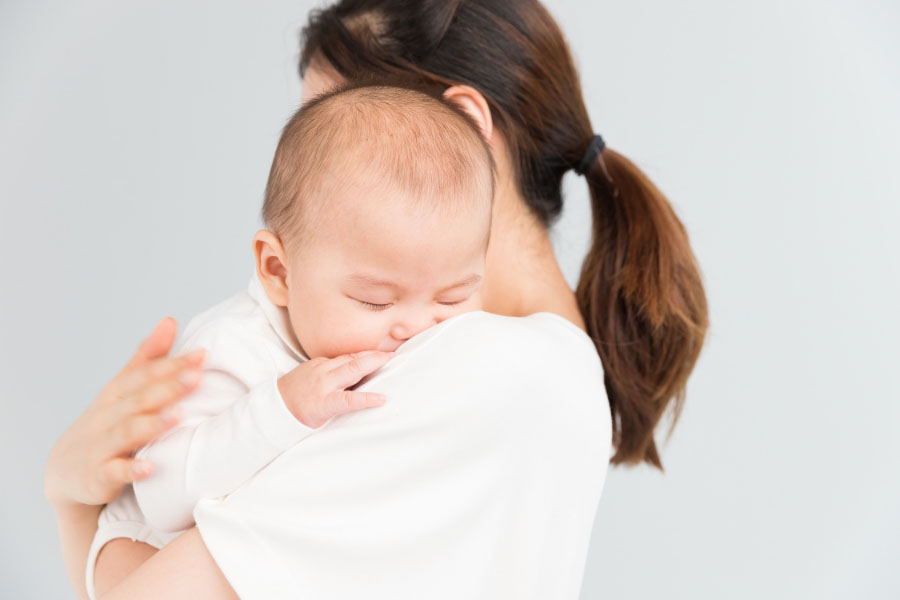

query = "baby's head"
254;81;495;359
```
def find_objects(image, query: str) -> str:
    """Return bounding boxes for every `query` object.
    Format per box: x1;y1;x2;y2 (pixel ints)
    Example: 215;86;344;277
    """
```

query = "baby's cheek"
314;315;386;358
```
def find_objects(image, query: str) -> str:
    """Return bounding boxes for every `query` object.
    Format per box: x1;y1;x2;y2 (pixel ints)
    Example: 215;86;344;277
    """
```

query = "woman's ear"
252;230;290;307
443;84;493;146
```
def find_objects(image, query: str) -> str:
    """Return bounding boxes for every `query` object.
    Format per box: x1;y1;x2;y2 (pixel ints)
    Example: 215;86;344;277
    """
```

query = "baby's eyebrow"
438;274;482;293
345;273;481;293
346;273;400;289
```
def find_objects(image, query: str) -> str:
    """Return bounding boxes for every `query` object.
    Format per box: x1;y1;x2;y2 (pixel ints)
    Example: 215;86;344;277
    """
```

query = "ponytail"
575;147;709;469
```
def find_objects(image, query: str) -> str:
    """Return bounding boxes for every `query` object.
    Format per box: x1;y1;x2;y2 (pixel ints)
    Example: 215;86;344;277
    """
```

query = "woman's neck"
481;175;586;331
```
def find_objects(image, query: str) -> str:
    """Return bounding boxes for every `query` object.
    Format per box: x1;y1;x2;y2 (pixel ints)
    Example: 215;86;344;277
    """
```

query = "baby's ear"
443;84;493;145
252;230;290;307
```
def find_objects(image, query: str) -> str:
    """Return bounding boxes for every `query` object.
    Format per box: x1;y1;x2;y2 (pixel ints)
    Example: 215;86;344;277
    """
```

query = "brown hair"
299;0;709;469
262;78;495;254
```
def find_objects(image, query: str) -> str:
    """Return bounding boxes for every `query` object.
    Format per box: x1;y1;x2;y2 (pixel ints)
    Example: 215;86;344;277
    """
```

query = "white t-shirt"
193;308;612;599
86;273;318;599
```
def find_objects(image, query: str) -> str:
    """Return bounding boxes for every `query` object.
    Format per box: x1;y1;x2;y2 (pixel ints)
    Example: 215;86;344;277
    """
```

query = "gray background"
1;0;898;598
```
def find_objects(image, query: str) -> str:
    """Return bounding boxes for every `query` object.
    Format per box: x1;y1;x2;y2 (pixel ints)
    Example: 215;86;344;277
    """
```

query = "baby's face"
284;180;490;359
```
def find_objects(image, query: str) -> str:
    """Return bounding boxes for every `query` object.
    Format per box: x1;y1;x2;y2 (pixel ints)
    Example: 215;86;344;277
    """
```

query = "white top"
86;274;316;600
131;275;316;532
193;309;612;600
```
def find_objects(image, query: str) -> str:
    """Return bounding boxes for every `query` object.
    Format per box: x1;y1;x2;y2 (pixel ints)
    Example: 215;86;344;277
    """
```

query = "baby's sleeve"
132;323;319;533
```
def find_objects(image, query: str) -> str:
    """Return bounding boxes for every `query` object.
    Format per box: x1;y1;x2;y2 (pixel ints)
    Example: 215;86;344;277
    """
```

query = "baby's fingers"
327;351;394;389
326;390;387;420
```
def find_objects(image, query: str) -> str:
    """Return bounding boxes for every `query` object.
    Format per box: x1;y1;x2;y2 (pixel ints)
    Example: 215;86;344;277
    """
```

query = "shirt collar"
247;273;308;362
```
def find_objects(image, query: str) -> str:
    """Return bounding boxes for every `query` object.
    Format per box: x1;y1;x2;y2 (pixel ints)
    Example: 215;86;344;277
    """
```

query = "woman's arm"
49;502;103;600
44;317;205;598
102;528;237;600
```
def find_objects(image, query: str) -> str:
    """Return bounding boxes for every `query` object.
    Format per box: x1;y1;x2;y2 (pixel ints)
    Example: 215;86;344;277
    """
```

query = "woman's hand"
44;317;206;508
46;316;208;599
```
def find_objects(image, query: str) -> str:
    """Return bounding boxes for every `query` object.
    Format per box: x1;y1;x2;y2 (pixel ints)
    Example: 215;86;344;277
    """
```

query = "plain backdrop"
1;1;898;598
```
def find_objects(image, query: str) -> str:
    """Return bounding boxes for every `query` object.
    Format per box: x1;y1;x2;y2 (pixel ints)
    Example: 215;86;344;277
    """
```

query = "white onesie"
85;273;319;599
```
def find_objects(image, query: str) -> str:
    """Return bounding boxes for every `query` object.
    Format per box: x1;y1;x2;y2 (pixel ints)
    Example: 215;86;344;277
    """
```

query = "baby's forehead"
286;179;489;278
315;172;489;236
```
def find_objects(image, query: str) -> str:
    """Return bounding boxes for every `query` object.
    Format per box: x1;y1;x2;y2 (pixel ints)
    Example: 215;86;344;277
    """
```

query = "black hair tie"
575;134;606;176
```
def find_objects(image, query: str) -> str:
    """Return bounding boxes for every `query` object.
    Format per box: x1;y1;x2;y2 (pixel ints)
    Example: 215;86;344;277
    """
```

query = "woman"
45;0;708;597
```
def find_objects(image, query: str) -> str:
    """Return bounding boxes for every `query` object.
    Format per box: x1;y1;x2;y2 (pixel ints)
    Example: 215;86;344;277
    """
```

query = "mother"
45;0;708;597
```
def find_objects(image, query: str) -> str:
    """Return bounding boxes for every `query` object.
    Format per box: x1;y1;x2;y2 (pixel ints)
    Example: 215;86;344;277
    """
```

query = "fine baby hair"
261;78;496;255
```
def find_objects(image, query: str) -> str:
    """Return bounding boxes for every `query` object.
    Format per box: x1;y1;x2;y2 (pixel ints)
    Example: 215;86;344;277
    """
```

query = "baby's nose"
390;313;439;341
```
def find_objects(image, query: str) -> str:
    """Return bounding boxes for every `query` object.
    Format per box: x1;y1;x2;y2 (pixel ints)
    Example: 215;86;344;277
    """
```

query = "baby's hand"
277;350;394;428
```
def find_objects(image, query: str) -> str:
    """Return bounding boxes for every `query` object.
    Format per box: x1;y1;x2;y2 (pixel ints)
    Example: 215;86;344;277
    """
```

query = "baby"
86;80;494;597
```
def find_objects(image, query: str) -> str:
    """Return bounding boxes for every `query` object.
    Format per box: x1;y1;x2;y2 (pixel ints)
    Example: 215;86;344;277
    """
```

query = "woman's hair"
299;0;709;470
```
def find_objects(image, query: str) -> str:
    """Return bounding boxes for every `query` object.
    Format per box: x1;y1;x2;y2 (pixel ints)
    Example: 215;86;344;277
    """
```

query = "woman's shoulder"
390;310;603;379
366;310;610;438
460;309;596;346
